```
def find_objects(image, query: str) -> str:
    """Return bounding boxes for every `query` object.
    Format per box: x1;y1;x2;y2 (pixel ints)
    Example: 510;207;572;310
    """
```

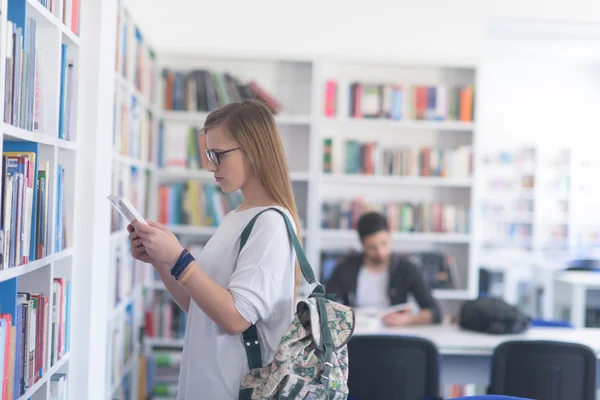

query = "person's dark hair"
356;211;389;241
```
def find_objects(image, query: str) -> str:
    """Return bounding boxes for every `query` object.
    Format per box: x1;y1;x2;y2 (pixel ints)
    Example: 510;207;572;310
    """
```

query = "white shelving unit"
152;54;478;298
318;58;477;297
472;23;600;320
105;1;160;399
0;0;80;398
139;55;479;388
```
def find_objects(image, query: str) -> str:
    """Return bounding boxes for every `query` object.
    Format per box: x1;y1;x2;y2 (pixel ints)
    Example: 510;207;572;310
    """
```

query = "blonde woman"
128;99;302;399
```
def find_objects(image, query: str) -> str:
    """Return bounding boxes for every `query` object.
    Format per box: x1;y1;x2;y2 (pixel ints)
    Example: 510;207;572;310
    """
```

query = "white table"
353;323;600;386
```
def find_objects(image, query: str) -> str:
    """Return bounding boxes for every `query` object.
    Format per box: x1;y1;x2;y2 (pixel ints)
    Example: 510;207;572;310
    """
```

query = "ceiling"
124;0;600;60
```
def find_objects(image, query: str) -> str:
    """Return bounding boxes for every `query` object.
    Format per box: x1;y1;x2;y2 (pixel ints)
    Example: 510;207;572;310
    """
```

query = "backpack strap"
239;207;325;296
238;207;325;371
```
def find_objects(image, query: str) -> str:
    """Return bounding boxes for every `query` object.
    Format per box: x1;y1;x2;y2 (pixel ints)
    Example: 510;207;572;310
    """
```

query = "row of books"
162;68;283;114
36;0;79;35
320;249;459;290
321;199;470;234
110;166;151;233
110;303;135;390
0;278;71;399
58;43;76;141
116;14;158;103
113;94;156;163
324;80;475;122
144;291;186;340
160;125;208;170
1;143;67;269
151;350;179;398
323;139;473;178
113;247;147;308
3;16;38;131
157;181;243;227
49;373;69;399
137;351;180;399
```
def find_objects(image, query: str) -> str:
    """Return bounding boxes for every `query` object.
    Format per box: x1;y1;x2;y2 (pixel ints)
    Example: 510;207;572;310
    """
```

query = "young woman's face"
205;124;249;193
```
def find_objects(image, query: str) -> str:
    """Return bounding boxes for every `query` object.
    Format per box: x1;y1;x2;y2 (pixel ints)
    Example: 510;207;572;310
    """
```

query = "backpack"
458;296;531;335
237;207;355;400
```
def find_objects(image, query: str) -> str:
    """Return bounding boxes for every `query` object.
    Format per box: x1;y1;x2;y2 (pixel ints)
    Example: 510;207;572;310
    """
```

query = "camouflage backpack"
237;208;355;400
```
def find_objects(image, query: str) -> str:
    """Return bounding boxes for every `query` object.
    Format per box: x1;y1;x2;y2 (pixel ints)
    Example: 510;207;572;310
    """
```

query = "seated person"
326;211;442;326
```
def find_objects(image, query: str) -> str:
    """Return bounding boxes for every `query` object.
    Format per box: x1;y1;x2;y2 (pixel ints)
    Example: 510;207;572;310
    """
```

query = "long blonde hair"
203;99;304;290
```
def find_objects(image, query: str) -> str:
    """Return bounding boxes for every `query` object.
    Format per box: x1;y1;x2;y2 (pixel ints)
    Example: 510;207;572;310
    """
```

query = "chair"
453;396;532;400
347;335;441;400
488;340;597;400
529;319;574;328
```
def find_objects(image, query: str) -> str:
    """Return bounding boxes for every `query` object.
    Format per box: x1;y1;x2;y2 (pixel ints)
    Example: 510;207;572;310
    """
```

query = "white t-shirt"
355;266;390;308
176;206;297;400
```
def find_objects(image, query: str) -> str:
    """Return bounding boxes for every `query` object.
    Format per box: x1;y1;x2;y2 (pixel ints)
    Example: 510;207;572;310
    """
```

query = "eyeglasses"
205;147;240;166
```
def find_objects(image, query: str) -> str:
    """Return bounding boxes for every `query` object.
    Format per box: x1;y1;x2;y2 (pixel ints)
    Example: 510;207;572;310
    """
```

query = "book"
355;303;413;319
107;195;146;225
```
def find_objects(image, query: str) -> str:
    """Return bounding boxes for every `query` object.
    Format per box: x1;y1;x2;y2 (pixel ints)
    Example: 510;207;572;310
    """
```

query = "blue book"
4;141;39;262
58;43;68;139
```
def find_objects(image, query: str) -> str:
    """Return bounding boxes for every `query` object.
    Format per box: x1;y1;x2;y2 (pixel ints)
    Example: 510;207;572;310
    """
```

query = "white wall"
126;0;600;61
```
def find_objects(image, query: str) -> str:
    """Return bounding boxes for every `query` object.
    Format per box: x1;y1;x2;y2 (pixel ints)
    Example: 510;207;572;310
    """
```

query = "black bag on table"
459;297;531;334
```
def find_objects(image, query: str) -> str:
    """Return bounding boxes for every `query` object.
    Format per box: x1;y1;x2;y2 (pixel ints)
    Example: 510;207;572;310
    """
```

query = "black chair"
347;335;441;400
488;340;597;400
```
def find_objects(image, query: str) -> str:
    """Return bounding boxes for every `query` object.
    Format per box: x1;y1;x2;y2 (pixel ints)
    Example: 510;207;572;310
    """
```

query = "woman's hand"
131;220;185;267
128;224;154;263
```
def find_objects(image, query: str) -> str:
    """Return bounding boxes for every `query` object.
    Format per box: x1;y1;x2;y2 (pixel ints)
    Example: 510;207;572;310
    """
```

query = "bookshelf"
0;0;79;398
318;59;477;300
106;1;159;399
132;52;478;398
474;143;600;323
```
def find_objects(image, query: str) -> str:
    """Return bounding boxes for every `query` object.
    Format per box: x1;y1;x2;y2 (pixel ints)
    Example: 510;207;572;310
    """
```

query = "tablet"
106;194;147;224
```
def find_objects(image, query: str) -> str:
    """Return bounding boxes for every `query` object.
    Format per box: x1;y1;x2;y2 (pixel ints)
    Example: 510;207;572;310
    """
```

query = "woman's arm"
133;211;293;336
173;262;251;335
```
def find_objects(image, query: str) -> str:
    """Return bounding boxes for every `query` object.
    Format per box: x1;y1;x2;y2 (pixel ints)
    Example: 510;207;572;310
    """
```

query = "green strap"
317;296;334;390
238;207;326;372
241;324;262;370
239;207;325;295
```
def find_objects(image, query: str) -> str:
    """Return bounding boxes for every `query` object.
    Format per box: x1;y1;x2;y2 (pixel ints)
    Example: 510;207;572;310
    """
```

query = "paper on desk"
353;303;412;330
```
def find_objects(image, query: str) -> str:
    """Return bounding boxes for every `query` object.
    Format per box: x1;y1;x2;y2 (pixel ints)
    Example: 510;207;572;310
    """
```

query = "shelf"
320;229;470;244
158;168;212;180
3;123;59;146
322;117;475;132
109;285;143;321
115;74;158;114
145;337;185;348
291;172;311;181
0;247;74;283
433;289;472;300
17;353;70;400
169;225;218;236
158;168;311;182
110;228;129;244
161;111;312;125
113;152;154;169
25;0;80;47
57;138;78;151
321;174;472;187
109;348;139;400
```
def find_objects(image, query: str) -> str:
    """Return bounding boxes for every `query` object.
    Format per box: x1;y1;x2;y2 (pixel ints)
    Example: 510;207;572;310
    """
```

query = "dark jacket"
325;252;443;324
